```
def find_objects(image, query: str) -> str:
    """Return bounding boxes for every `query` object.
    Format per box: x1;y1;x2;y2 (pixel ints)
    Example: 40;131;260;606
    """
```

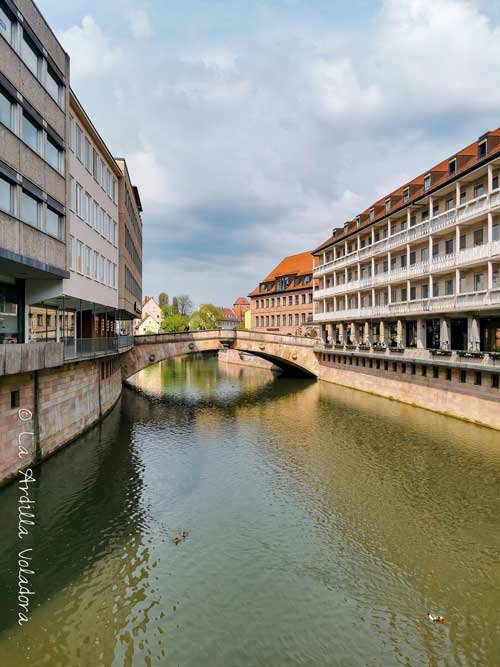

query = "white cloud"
57;16;122;78
127;8;153;39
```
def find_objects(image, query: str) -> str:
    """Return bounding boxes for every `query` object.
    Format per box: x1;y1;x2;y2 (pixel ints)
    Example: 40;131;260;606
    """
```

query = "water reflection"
0;356;498;666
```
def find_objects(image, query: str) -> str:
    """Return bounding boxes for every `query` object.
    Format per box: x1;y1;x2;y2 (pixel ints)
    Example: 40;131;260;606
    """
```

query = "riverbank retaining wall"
0;356;122;486
318;361;500;431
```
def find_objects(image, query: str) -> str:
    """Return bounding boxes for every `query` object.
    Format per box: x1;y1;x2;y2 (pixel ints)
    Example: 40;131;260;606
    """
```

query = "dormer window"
370;208;375;221
385;198;391;211
355;216;361;228
478;140;487;158
403;187;410;203
424;174;431;191
448;158;457;175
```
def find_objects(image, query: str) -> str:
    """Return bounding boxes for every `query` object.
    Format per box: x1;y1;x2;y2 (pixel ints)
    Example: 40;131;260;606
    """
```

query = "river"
0;354;499;666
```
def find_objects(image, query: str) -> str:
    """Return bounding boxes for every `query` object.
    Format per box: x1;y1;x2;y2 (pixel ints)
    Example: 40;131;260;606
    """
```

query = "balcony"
63;335;134;360
314;189;500;277
314;288;500;322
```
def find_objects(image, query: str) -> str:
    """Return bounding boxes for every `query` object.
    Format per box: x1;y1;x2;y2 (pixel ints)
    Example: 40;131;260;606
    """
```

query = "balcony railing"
63;335;134;360
314;189;500;277
314;289;500;322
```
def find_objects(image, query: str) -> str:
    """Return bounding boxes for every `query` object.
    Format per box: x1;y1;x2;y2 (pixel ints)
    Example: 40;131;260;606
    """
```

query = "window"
433;366;439;379
422;284;429;299
446;368;452;381
410;286;416;301
46;67;62;105
403;187;410;202
475;371;482;386
112;179;117;203
93;149;99;180
474;273;484;291
85;192;92;225
46;137;62;172
421;248;428;263
478;141;487;158
445;198;454;211
22;34;40;77
460;189;466;205
401;287;407;301
113;221;117;246
410;251;416;265
69;235;75;270
445;280;453;295
385;198;391;211
493;271;499;289
460;370;467;383
424;174;431;191
76;183;83;218
22;112;40;152
93;250;98;279
422;365;427;377
75;125;83;161
370;208;375;220
474;183;485;199
100;159;105;189
448;158;456;175
85;138;91;171
0;3;13;44
492;374;499;389
0;175;13;214
401;254;407;268
76;240;83;273
0;88;13;130
460;234;466;250
473;228;484;246
93;201;99;230
433;282;440;297
493;176;499;190
46;208;63;239
86;246;92;276
11;390;20;409
445;239;454;255
20;191;40;227
493;224;499;242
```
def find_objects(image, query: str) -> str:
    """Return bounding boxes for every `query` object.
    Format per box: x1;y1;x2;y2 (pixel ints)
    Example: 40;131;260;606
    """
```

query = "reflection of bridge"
121;330;320;379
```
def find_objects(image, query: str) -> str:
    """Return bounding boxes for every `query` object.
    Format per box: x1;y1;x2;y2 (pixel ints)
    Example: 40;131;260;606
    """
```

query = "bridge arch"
120;330;320;380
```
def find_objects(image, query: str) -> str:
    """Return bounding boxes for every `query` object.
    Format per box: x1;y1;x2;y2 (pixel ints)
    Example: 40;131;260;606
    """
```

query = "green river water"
0;354;499;666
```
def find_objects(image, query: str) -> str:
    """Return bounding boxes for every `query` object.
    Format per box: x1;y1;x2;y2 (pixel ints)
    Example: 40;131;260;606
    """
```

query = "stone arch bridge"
121;330;320;380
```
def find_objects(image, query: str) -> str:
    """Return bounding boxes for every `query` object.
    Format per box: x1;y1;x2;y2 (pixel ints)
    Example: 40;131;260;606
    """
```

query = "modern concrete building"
249;251;318;336
313;128;500;396
115;158;143;329
0;0;69;343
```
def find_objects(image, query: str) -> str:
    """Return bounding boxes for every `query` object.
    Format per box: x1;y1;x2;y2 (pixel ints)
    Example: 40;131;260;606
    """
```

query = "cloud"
51;0;500;305
57;16;122;78
127;8;153;39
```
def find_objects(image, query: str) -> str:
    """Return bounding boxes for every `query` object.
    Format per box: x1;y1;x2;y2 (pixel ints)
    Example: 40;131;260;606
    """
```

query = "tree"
158;292;169;307
176;294;193;316
172;296;179;315
161;313;189;333
189;304;221;330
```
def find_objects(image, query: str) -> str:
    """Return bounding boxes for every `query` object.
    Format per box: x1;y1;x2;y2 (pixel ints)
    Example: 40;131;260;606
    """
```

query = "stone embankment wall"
218;348;281;371
0;356;122;486
318;361;500;431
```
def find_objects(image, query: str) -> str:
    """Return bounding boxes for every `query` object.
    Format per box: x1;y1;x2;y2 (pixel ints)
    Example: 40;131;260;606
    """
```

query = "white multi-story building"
313;129;500;358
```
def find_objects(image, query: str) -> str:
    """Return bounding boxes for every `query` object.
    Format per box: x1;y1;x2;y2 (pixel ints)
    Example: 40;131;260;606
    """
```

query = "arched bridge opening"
120;330;320;381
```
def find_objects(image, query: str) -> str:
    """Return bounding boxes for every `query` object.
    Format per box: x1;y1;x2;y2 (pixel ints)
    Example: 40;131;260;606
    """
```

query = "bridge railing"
133;329;320;347
64;335;134;360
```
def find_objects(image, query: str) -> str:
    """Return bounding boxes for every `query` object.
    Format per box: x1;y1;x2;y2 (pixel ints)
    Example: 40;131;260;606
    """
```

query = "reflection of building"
0;0;69;343
134;296;162;333
249;251;318;336
313;128;500;357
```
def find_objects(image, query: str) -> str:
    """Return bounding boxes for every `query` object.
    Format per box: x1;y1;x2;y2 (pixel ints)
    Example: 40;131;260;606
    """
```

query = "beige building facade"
0;0;69;342
249;251;317;336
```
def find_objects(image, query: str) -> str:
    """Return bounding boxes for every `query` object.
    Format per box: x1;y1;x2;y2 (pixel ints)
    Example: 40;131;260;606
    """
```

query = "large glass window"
0;175;13;214
0;88;13;129
46;208;63;239
75;125;83;161
22;112;40;152
22;34;40;77
0;4;13;44
0;281;20;343
46;67;62;105
46;136;61;172
21;190;40;227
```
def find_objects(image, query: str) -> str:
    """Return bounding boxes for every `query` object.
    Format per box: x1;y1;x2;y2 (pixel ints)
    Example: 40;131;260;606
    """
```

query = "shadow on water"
0;354;499;666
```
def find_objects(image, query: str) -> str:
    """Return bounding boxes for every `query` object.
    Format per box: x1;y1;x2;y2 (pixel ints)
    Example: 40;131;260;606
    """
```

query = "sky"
38;0;500;308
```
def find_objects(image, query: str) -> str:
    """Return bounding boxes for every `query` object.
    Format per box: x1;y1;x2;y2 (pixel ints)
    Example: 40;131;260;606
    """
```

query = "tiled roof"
313;127;500;255
248;251;314;297
234;297;250;305
217;307;241;322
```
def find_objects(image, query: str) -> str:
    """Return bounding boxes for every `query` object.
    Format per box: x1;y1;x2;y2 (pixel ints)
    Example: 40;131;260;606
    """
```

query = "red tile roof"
314;127;500;254
217;307;241;322
234;297;250;305
248;250;314;297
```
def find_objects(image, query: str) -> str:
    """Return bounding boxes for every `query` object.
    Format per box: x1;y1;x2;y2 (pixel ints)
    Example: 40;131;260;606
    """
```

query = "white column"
357;235;361;251
371;257;375;277
429;274;433;298
387;251;391;274
407;208;411;227
488;261;493;290
387;218;392;236
455;224;461;253
333;271;337;287
334;296;338;311
456;268;461;294
429;196;433;218
487;212;493;244
428;234;433;261
406;243;410;269
455;180;461;206
417;319;426;349
388;284;392;303
488;164;493;193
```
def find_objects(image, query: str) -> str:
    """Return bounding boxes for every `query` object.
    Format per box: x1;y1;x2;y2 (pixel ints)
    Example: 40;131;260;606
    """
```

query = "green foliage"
158;292;169;307
172;296;179;315
189;304;221;330
161;310;189;332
